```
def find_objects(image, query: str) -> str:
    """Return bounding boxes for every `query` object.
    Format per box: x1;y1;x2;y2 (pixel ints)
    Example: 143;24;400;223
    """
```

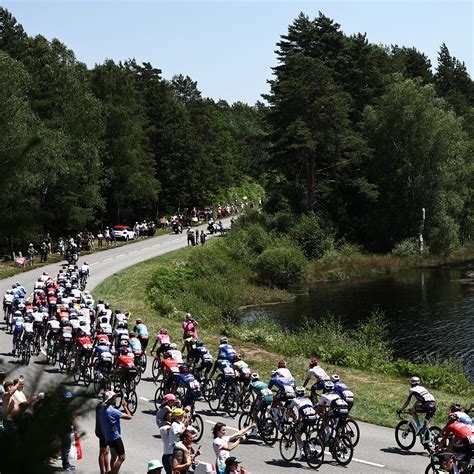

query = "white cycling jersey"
409;385;435;403
169;349;184;364
276;368;294;382
307;366;330;381
48;320;60;330
23;322;34;333
70;319;81;329
32;312;43;323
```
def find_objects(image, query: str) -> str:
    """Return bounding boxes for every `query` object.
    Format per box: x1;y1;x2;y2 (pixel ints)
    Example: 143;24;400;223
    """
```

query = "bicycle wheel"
83;366;92;387
226;391;239;418
305;434;325;469
240;391;255;414
238;412;252;431
260;416;279;446
154;385;164;411
395;420;416;450
332;434;354;466
113;385;123;408
208;387;221;413
22;345;31;366
190;414;204;443
279;432;297;462
201;378;213;402
344;418;360;447
152;358;161;381
134;368;142;385
425;461;453;473
127;390;138;415
72;363;82;385
140;353;147;373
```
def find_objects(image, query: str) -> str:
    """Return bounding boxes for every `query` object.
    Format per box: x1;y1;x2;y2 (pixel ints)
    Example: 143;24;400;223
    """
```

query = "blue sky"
3;1;472;104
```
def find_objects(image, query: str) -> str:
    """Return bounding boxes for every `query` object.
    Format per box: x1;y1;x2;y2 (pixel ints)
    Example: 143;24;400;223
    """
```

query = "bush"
290;214;335;260
256;246;308;289
148;264;195;298
267;211;296;234
148;288;176;316
391;238;421;258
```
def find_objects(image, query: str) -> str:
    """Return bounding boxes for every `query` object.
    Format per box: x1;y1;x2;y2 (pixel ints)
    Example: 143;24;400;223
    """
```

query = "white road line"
204;420;238;431
114;254;126;258
139;396;153;403
353;458;385;468
90;262;99;266
102;258;113;262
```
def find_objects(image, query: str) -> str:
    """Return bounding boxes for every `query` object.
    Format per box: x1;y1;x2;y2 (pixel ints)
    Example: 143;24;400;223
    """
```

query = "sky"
2;0;473;104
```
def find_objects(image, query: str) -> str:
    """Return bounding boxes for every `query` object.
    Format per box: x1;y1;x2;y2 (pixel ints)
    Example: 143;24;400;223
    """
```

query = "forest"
0;9;472;254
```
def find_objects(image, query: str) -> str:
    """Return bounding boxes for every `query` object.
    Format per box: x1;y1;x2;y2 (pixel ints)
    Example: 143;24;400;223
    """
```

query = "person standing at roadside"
95;396;110;474
172;429;201;473
99;390;133;474
182;313;198;340
97;231;104;248
200;231;206;245
159;417;173;474
212;422;255;474
27;243;36;266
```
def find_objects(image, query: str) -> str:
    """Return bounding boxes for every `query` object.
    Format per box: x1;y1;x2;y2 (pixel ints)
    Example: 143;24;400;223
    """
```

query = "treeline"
264;13;474;253
0;8;268;253
0;8;473;255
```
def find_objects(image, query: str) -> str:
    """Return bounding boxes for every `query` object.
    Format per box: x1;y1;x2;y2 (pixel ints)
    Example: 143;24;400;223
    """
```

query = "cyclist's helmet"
450;403;462;412
270;369;277;378
24;316;31;322
179;364;190;374
278;360;287;368
160;328;168;335
129;332;136;337
447;412;459;423
331;374;340;383
98;299;104;304
104;302;110;309
120;346;129;354
12;284;17;288
410;376;420;386
118;322;126;329
323;381;335;392
101;317;108;323
16;282;21;287
251;372;259;381
98;338;108;345
163;352;172;359
84;262;88;265
309;357;318;367
136;318;142;324
220;337;228;344
196;340;204;347
170;343;177;350
295;386;305;397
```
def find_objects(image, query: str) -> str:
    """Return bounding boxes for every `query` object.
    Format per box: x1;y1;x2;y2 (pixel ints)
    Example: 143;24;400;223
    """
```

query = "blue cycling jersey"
94;345;111;355
268;377;294;390
177;373;200;392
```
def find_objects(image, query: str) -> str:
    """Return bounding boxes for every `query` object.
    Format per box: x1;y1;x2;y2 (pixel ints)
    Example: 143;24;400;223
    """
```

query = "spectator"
40;241;48;263
95;396;110;474
200;231;206;245
99;390;133;474
2;378;37;433
97;231;104;247
212;422;255;474
182;313;198;340
172;429;201;473
27;243;36;266
44;233;52;253
147;459;164;474
60;391;76;471
159;418;173;474
104;227;110;246
169;408;188;448
195;230;199;246
224;457;249;474
109;227;116;246
58;238;65;256
187;228;195;247
0;370;5;423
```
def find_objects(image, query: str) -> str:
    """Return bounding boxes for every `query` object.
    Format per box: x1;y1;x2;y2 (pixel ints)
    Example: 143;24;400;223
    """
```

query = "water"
244;261;474;379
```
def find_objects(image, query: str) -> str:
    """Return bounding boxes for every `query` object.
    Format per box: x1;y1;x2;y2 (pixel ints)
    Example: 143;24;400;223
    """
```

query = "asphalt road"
0;222;432;473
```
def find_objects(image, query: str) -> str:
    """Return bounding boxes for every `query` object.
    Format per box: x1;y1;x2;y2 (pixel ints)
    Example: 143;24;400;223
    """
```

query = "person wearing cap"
147;459;163;473
99;390;133;474
224;456;249;474
156;393;180;428
169;408;189;447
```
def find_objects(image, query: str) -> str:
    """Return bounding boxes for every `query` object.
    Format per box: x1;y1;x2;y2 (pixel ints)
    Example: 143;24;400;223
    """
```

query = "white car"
112;226;136;241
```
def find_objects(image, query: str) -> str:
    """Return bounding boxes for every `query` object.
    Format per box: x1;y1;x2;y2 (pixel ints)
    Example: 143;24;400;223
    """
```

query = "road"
0;222;432;473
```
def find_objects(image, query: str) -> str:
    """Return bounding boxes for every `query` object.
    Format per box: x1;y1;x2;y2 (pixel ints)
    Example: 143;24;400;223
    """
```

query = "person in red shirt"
161;352;180;391
436;413;474;469
115;347;137;384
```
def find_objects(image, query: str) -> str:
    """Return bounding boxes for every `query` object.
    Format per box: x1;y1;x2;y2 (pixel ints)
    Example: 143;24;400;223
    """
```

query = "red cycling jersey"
76;336;92;348
116;354;136;369
161;358;179;373
442;422;474;443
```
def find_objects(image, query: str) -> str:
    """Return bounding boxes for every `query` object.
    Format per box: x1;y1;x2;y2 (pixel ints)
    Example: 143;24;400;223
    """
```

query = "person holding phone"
171;429;201;473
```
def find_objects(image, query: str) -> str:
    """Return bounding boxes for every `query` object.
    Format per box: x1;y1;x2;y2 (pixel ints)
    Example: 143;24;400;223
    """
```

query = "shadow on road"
381;446;425;456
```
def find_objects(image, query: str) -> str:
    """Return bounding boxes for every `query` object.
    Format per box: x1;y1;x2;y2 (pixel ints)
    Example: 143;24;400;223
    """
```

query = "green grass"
93;240;474;429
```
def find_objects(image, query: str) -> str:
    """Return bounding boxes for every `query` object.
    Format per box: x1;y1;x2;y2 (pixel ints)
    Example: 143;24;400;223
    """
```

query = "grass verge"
93;240;473;429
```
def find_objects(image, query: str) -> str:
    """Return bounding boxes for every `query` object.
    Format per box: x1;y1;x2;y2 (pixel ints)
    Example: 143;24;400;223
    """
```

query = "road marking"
102;258;113;262
115;254;126;258
204;420;238;431
353;458;385;468
90;262;99;266
140;396;153;403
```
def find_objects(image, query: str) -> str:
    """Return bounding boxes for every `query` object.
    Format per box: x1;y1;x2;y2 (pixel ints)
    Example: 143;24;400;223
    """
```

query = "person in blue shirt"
176;365;201;407
451;403;473;425
99;390;133;473
268;370;296;418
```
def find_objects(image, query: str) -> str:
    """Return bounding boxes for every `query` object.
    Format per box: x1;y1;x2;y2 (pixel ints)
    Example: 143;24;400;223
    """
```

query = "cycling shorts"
415;401;436;420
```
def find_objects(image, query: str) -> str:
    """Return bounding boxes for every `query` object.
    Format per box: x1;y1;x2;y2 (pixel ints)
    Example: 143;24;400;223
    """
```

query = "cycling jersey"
129;337;142;353
161;358;180;375
251;381;273;403
194;346;213;364
442;421;474;444
217;344;236;362
70;319;81;329
98;322;112;335
156;334;171;345
23;322;34;334
408;385;435;404
334;382;355;407
269;377;296;400
307;366;330;382
318;392;349;416
13;316;24;334
135;323;149;337
77;336;93;350
453;412;473;425
289;397;317;424
116;353;136;369
169;349;183;364
47;319;61;330
95;345;111;355
177;373;201;394
275;368;295;382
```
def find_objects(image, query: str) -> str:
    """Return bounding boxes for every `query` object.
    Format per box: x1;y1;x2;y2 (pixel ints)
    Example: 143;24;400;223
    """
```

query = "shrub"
256;246;308;289
148;288;176;316
391;238;421;258
290;214;335;260
148;264;195;298
267;211;296;234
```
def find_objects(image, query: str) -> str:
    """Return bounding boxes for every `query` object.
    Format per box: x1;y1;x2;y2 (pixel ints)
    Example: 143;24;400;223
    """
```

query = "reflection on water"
244;261;474;380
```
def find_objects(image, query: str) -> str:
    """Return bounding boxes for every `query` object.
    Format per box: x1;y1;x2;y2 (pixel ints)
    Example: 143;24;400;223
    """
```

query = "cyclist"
114;346;138;384
58;321;74;357
287;386;318;459
45;316;61;348
12;311;25;355
217;337;236;362
80;261;89;282
331;374;355;409
302;358;330;403
436;413;474;470
161;352;181;391
76;329;93;361
450;403;473;425
268;367;296;420
315;380;350;441
275;360;295;383
192;340;213;380
397;376;436;434
168;343;184;364
150;328;171;356
248;372;273;434
96;316;113;342
113;322;129;351
176;365;202;407
133;318;149;351
21;315;35;349
232;354;252;387
3;289;14;321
